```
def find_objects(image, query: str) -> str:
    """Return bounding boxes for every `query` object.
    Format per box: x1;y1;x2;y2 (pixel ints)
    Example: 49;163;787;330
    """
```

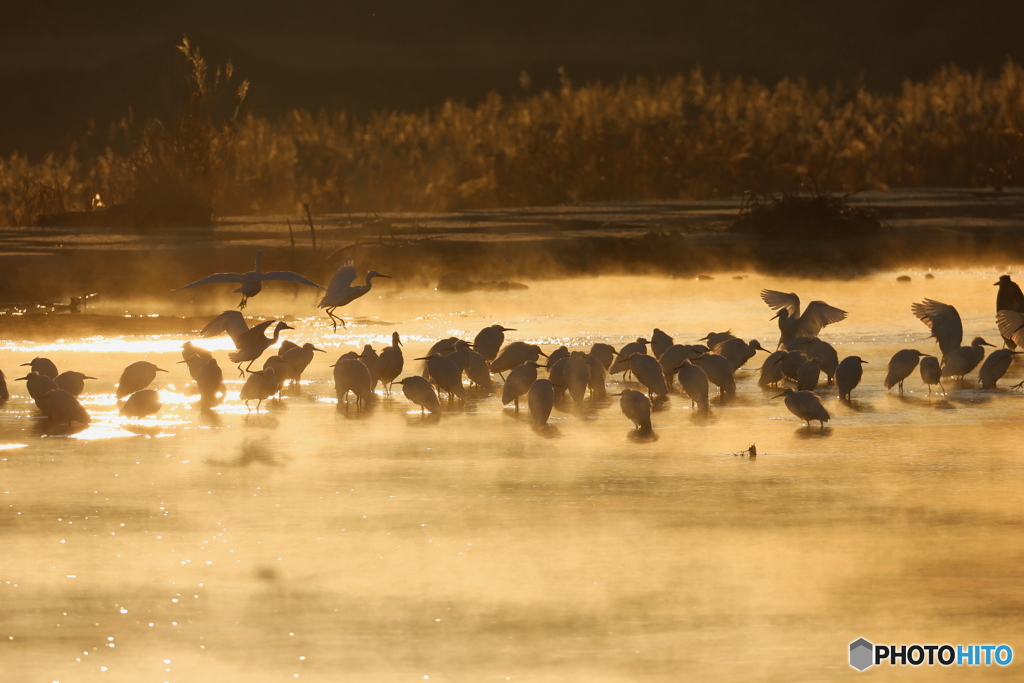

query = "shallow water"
1;269;1023;681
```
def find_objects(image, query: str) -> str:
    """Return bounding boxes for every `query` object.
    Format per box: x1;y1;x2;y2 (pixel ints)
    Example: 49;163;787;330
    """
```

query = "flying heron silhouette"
318;262;392;330
177;250;323;309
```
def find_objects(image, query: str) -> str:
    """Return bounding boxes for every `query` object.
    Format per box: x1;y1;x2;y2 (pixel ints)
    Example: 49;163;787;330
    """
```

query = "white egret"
376;332;404;392
796;358;822;391
261;355;290;395
332;359;374;406
911;298;963;359
490;342;546;376
195;358;226;406
699;331;736;348
919;356;943;395
676;360;710;413
397;376;441;414
548;357;568;400
588;343;616;370
200;311;295;376
659;344;702;385
773;388;830;427
527;378;555;425
318;262;391;330
359;344;380;390
629;353;668;398
616;389;652;431
54;371;96;397
501;361;540;410
792;337;839;384
582;353;606;398
693;354;736;396
995;275;1024;348
240;368;279;411
473;324;516;361
120;389;162;419
280;343;326;385
416;353;465;404
884;349;929;392
757;350;786;387
942;337;995;379
713;338;766;370
181;342;213;363
776;350;810;383
116;361;168;400
650;328;674;359
835;356;867;400
546;346;570;369
565;352;591;403
996;310;1024;349
20;357;58;379
978;349;1021;389
177;250;323;309
761;290;848;348
16;372;58;403
609;339;650;376
457;343;494;390
36;389;90;425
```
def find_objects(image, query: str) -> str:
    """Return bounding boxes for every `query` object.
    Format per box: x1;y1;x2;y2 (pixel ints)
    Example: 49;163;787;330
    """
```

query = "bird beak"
414;356;430;361
176;360;187;364
771;393;786;399
156;368;169;372
379;274;393;279
313;347;326;353
698;335;709;341
15;375;29;381
84;376;98;380
859;360;868;364
501;327;517;332
19;362;31;367
284;324;295;330
537;350;548;357
982;341;996;347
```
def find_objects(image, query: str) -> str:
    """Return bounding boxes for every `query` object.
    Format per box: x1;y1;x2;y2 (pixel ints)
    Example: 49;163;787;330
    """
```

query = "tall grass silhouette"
2;48;1023;227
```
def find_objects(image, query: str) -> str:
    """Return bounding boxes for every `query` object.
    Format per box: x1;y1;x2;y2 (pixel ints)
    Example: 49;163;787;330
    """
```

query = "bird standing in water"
774;388;830;428
760;290;848;348
176;250;323;309
318;262;392;330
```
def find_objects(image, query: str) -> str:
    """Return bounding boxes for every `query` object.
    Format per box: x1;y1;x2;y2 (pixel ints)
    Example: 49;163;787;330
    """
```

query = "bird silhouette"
318;262;392;330
774;388;829;428
177;250;323;309
761;290;848;348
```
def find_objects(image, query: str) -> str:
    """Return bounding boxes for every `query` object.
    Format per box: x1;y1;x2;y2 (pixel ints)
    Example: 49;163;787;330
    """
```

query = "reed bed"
3;57;1024;226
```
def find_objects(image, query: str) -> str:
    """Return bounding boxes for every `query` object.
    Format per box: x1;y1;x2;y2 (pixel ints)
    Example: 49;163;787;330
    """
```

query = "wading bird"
240;368;279;412
318;262;391;331
21;357;58;379
416;353;465;404
473;325;516;361
796;357;822;391
588;343;616;371
997;310;1024;349
177;250;323;309
397;376;441;414
490;342;546;377
616;389;652;431
884;349;929;392
995;275;1024;349
333;358;374;407
835;356;867;400
527;378;554;425
376;332;404;392
919;356;944;395
16;372;58;404
650;328;674;359
116;361;168;400
713;338;766;371
978;349;1021;389
36;389;90;426
280;343;326;385
54;371;96;397
761;290;848;348
501;361;541;411
774;388;830;428
676;360;710;413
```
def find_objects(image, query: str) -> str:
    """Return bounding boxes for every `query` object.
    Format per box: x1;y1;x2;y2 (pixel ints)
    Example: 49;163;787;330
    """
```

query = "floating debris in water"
896;275;911;282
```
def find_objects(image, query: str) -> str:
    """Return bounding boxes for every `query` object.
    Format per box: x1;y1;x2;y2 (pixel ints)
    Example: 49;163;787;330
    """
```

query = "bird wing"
200;311;250;345
760;290;801;317
997;310;1024;348
259;271;325;289
318;264;360;307
911;299;962;357
797;301;848;337
176;272;246;289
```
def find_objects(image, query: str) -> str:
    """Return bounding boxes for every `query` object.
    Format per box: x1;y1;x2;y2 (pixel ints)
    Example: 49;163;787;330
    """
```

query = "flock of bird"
3;261;1024;435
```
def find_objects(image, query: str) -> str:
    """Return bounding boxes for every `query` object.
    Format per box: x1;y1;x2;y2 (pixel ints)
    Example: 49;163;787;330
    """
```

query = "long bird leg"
238;295;247;310
237;363;246;378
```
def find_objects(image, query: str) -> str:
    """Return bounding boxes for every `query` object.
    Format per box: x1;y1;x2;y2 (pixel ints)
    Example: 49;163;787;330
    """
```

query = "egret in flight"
176;250;323;309
318;261;392;330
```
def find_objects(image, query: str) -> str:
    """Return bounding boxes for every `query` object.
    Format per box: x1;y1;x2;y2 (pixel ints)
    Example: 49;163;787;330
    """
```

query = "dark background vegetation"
4;0;1024;159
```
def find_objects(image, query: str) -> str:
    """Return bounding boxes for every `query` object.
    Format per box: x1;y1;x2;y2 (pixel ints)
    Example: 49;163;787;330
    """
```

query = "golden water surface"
1;270;1022;682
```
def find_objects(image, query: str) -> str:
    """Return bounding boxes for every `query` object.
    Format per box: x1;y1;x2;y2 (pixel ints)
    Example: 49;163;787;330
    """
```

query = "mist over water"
1;269;1023;681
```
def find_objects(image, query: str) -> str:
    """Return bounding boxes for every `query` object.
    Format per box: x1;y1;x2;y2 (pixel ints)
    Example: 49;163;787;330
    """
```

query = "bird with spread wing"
760;290;848;349
318;261;392;330
176;250;323;309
